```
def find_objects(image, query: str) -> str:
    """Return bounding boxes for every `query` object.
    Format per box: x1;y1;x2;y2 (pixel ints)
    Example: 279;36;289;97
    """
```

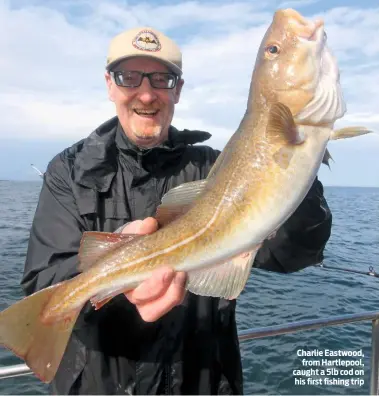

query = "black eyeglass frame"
110;70;179;89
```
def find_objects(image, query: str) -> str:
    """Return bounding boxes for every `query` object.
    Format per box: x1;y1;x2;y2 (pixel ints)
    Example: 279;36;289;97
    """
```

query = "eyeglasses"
110;70;178;89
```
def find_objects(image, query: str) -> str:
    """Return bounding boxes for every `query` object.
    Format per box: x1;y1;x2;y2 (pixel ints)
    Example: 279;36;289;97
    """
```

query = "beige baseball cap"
106;27;183;76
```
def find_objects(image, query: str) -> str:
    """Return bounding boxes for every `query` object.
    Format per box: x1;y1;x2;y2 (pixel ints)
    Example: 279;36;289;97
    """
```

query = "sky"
0;0;378;187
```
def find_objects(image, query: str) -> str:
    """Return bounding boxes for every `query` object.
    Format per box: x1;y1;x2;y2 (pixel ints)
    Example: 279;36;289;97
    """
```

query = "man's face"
105;57;184;148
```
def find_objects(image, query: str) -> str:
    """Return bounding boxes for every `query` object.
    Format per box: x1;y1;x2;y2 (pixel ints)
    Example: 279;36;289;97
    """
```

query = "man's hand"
121;218;187;322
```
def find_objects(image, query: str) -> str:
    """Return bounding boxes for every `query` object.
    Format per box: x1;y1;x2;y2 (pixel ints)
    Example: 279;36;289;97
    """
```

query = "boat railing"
0;310;378;394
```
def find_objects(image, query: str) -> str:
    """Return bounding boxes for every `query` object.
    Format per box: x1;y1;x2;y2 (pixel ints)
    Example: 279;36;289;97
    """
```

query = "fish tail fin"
0;283;81;383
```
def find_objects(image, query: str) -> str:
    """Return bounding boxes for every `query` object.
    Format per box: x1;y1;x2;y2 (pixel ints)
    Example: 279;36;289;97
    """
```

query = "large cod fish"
0;9;372;383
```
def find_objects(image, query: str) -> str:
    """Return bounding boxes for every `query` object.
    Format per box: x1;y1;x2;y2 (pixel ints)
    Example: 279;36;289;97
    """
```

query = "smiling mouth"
134;109;159;117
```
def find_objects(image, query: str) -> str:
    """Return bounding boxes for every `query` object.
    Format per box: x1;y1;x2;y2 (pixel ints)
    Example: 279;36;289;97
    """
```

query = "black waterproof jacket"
21;117;332;395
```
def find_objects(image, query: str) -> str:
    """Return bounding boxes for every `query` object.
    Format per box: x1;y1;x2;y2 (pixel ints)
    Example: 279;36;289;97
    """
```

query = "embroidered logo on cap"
132;30;161;52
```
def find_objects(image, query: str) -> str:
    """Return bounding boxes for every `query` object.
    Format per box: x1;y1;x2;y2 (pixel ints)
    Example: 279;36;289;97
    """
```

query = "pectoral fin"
330;126;372;140
267;103;306;145
268;103;306;169
155;180;208;226
186;247;259;300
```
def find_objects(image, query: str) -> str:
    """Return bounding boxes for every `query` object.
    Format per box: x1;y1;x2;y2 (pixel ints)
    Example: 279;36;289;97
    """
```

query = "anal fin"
89;286;129;310
90;296;113;310
186;247;259;300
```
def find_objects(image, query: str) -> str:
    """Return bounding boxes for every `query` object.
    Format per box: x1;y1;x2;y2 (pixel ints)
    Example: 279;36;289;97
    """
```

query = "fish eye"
265;44;280;55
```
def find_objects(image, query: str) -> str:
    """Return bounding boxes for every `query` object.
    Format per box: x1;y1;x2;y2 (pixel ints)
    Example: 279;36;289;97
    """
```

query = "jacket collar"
72;116;211;192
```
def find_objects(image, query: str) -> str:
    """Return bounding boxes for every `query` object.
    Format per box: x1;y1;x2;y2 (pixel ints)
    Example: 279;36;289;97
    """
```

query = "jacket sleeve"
253;176;332;273
21;156;87;296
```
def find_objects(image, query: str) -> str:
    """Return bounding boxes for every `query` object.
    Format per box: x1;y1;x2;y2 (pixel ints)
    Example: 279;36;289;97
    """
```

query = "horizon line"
1;179;378;189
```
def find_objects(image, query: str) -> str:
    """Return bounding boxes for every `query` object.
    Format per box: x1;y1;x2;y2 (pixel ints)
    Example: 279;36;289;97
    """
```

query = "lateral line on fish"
61;176;238;303
105;178;234;271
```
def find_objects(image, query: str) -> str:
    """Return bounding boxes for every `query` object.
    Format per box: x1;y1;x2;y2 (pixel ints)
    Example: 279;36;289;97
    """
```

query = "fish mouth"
277;9;325;44
298;23;325;45
274;9;346;124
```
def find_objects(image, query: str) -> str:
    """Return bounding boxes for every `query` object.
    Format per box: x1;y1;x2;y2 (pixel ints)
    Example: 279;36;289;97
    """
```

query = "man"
22;26;332;395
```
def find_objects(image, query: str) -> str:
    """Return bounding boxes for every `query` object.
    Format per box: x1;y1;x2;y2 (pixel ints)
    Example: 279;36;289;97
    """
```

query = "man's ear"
174;79;184;104
105;71;115;102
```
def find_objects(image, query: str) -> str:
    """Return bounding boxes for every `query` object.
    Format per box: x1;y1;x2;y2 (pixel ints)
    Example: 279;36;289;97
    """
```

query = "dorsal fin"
155;125;245;227
155;180;208;226
78;232;142;272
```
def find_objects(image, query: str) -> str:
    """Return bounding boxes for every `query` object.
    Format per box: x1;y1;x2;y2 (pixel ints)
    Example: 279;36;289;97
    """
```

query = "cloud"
0;1;378;185
0;88;114;140
84;1;272;33
278;0;321;9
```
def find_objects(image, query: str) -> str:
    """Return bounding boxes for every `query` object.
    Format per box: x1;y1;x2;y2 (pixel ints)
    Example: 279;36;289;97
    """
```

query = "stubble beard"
131;119;162;140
